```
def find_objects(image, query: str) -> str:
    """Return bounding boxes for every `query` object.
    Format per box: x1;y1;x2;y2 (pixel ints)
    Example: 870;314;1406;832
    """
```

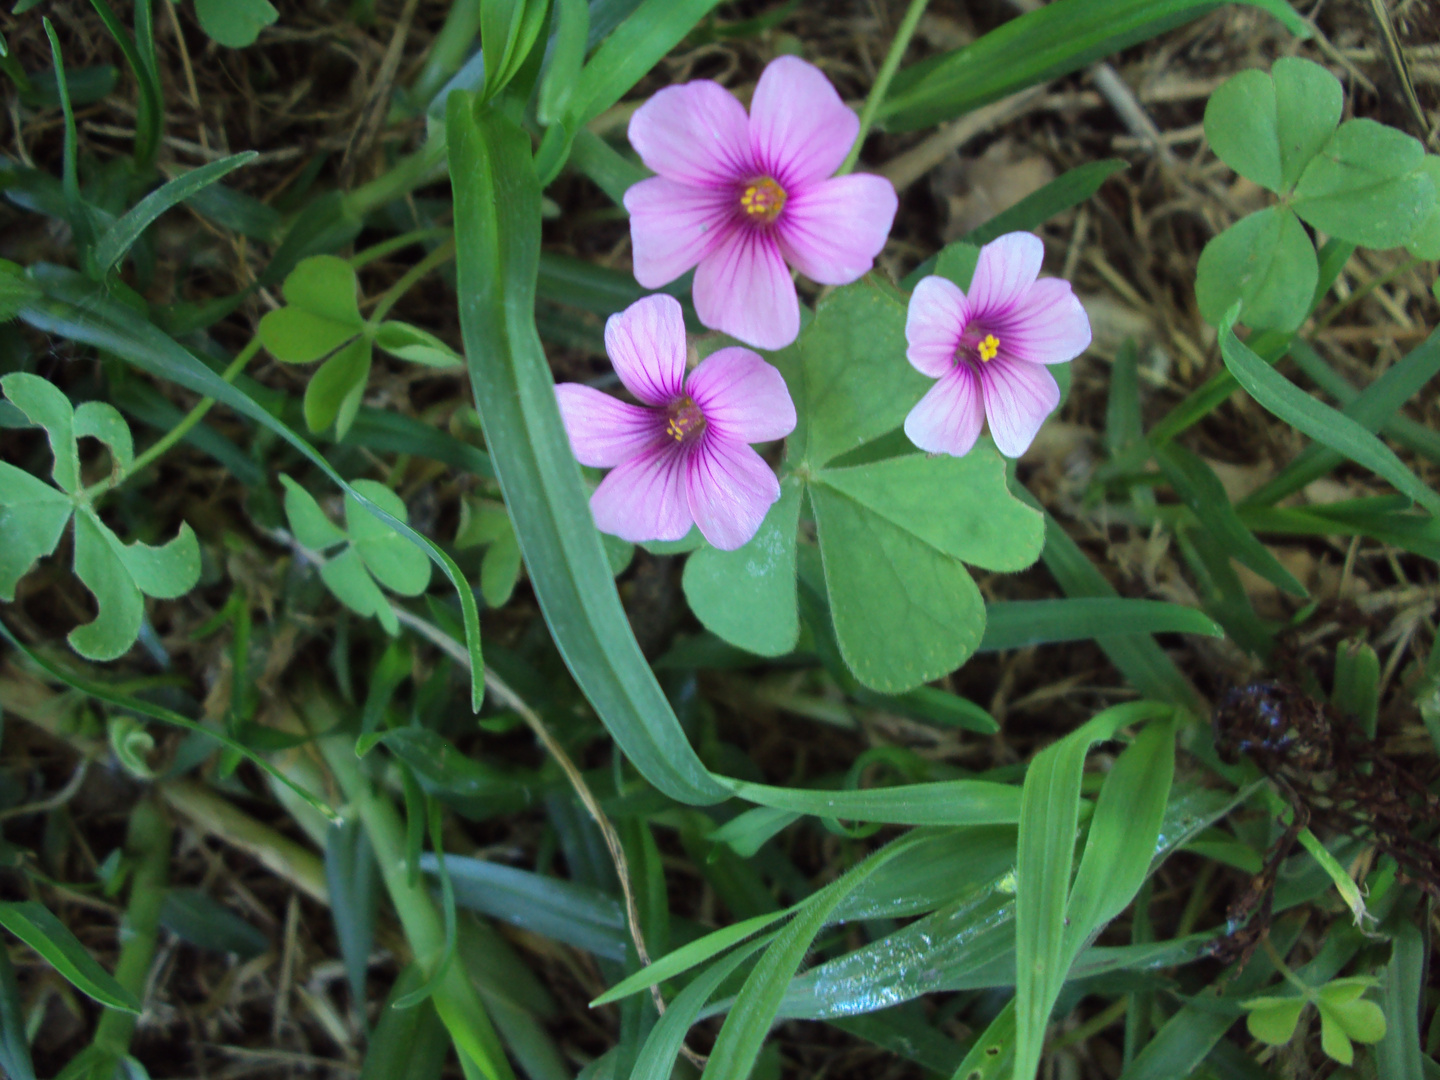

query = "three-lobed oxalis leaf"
1197;57;1437;333
1241;976;1387;1066
455;495;523;610
279;475;431;636
681;273;1045;694
0;373;200;661
258;255;462;439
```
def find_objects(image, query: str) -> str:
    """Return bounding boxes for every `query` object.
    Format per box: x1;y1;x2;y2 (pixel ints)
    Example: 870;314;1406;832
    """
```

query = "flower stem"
838;0;931;175
369;238;456;322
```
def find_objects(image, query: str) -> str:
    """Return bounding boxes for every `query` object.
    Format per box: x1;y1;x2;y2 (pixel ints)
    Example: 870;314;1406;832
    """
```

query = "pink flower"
903;233;1092;459
555;295;796;550
623;55;898;351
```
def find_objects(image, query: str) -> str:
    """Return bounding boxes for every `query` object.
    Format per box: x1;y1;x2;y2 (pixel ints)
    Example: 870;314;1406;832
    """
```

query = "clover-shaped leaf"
279;475;430;635
259;256;462;439
1405;156;1440;260
1292;120;1434;250
1241;995;1306;1045
455;496;522;609
193;0;278;49
0;373;200;661
1316;977;1386;1065
1204;58;1342;196
682;277;1045;692
1195;206;1317;332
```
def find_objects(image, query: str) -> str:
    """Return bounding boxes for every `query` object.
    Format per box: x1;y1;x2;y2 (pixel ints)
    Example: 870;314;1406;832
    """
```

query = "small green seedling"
1241;975;1387;1066
259;255;462;439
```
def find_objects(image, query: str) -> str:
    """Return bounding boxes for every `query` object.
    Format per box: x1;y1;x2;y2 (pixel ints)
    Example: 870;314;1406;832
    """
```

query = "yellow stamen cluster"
739;177;787;224
666;399;705;442
977;334;1000;362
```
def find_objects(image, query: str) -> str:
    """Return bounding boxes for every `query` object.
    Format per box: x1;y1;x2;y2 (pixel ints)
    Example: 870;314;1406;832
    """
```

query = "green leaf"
68;510;143;661
537;0;589;125
722;776;1022;827
374;320;464;367
978;598;1221;650
1318;1003;1355;1064
947;998;1016;1080
159;889;269;959
92;152;257;276
963;160;1126;248
1;371;80;492
360;965;450;1080
1155;441;1307;595
1331;638;1379;737
73;399;134;477
563;0;727;128
1292;119;1435;249
258;254;365;365
776;277;927;469
324;820;379;1012
1203;58;1341;194
446;94;724;802
192;0;278;48
303;336;372;437
1405;156;1440;259
1195;207;1317;332
321;547;399;635
1011;701;1171;1080
0;258;41;322
808;447;1043;693
0;900;141;1013
1219;316;1440;517
346;480;431;596
0;463;73;601
682;476;801;657
280;474;346;550
878;0;1308;132
592;910;789;1007
480;526;522;609
1242;996;1306;1044
1376;922;1424;1080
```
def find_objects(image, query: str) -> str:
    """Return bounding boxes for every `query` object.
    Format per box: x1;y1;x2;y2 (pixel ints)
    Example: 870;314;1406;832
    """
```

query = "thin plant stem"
92;799;171;1060
838;0;931;175
1313;256;1423;331
349;225;453;270
369;238;456;321
90;338;261;499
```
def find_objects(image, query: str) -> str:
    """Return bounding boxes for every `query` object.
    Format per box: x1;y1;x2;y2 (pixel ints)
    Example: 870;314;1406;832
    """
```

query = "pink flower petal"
625;176;736;289
968;232;1045;320
749;56;858;189
979;358;1060;458
685;435;781;550
603;294;689;406
905;275;970;378
590;441;692;543
777;174;897;285
685;346;796;443
993;278;1092;365
555;384;665;468
627;80;753;186
904;366;984;457
693;229;799;350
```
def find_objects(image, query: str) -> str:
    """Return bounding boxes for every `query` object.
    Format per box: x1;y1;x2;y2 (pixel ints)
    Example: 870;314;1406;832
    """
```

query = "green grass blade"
878;0;1306;131
16;266;486;710
592;913;787;1006
1012;701;1171;1080
1376;921;1424;1080
85;0;162;172
698;834;929;1080
1219;316;1440;516
0;942;36;1080
978;598;1222;651
1243;330;1440;506
723;778;1022;826
446;94;727;803
0;900;140;1014
94;153;258;276
564;0;726;129
949;998;1016;1080
1155;441;1306;596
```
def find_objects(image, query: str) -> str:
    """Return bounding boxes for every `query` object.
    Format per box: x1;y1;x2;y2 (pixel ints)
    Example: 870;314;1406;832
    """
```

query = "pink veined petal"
968;232;1045;321
625;176;736;289
776;173;897;285
991;278;1093;366
685;346;796;444
685;434;782;550
692;229;799;351
603;294;689;406
749;55;859;189
554;383;666;468
904;366;984;457
905;275;970;378
627;80;753;186
979;358;1060;458
590;441;693;543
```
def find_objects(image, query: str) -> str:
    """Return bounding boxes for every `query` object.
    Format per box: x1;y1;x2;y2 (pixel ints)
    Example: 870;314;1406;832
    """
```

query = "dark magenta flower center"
665;396;707;444
956;326;1002;367
738;176;787;225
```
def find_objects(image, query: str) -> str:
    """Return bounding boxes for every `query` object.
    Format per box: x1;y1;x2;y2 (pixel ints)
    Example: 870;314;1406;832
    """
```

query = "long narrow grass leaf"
978;598;1222;651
